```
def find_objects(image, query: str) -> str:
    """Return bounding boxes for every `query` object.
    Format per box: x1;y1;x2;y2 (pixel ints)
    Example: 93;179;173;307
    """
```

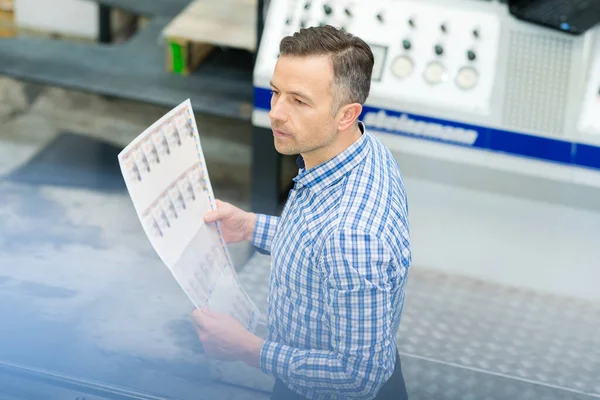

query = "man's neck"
302;124;363;170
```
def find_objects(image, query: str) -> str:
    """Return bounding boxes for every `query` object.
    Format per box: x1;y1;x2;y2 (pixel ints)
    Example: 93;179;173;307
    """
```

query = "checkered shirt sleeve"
251;213;279;254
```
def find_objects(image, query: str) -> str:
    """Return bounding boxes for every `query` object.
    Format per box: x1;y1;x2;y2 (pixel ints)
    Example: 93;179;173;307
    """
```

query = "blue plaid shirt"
251;122;411;399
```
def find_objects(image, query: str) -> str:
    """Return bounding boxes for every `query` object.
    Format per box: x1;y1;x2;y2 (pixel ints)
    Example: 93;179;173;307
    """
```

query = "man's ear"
337;103;363;131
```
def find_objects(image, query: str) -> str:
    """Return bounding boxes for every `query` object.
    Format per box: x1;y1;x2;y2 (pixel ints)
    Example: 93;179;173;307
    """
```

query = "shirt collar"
294;121;369;190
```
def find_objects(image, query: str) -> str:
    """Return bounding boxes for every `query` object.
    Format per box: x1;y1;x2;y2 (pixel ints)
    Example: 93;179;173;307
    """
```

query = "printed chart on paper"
118;99;260;333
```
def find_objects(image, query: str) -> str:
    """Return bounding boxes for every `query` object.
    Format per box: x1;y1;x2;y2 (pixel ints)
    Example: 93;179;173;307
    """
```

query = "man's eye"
295;99;305;105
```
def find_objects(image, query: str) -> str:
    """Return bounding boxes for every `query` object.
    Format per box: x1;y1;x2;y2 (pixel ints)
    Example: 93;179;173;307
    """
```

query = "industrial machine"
251;0;600;299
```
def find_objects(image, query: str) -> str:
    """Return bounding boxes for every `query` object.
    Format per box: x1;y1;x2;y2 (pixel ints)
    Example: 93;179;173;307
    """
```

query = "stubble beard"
273;136;304;156
273;123;338;157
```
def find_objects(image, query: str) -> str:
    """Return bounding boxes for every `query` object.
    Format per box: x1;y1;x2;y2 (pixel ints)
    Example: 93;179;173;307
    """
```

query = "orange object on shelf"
0;0;15;37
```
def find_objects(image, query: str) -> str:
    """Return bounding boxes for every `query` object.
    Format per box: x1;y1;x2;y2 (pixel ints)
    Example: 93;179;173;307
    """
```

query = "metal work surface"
0;132;268;400
6;161;595;400
237;254;600;399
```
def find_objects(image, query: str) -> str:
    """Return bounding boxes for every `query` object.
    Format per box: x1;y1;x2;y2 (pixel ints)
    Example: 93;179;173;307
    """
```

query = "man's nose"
269;98;287;122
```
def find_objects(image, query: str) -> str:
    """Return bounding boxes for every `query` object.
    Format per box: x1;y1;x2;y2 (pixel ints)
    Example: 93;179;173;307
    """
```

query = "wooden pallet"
0;0;14;37
162;0;256;76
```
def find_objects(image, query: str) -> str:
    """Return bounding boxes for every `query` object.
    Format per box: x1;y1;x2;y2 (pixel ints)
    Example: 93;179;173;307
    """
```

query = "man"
192;25;411;400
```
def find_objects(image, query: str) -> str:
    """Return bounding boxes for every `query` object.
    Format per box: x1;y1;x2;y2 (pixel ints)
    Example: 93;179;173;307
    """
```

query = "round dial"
391;55;414;79
456;66;479;90
423;61;447;84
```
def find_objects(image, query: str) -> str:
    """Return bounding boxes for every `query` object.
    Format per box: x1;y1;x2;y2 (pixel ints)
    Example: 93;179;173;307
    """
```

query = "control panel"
255;0;501;116
578;36;600;137
291;0;501;115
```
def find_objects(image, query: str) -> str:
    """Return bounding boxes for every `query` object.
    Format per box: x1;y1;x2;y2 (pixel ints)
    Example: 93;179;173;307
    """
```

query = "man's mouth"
273;129;290;138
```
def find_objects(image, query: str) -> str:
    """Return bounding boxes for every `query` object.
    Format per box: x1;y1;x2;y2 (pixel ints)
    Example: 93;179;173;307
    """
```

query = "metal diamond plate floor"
236;253;600;400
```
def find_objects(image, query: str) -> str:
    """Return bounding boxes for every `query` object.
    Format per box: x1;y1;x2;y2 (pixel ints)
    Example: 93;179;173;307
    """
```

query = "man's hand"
191;308;264;368
203;200;256;243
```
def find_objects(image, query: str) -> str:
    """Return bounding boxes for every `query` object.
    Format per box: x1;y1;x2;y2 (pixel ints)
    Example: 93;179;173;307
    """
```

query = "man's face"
268;54;340;158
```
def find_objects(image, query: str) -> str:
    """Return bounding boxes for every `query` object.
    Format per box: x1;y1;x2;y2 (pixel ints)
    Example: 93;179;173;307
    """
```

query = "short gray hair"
279;25;374;113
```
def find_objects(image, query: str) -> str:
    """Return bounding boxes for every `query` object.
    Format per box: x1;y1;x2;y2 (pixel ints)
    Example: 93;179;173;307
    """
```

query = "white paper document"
118;99;261;333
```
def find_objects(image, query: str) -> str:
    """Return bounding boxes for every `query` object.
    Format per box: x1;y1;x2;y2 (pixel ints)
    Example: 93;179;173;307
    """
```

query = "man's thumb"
204;209;218;223
204;200;228;223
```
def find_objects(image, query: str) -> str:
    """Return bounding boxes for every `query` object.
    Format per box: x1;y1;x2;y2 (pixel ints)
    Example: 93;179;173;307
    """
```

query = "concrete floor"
0;76;599;400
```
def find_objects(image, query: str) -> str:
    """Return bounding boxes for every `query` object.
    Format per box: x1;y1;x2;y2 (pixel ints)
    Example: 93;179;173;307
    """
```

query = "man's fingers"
192;308;215;325
191;308;207;327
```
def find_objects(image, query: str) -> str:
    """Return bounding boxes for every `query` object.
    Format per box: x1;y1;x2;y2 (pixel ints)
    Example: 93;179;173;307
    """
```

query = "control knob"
424;61;447;85
456;66;479;90
391;56;414;79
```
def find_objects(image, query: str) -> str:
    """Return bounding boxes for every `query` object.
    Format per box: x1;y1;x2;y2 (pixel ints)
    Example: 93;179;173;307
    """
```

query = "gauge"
391;55;414;79
423;61;447;84
456;66;479;90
